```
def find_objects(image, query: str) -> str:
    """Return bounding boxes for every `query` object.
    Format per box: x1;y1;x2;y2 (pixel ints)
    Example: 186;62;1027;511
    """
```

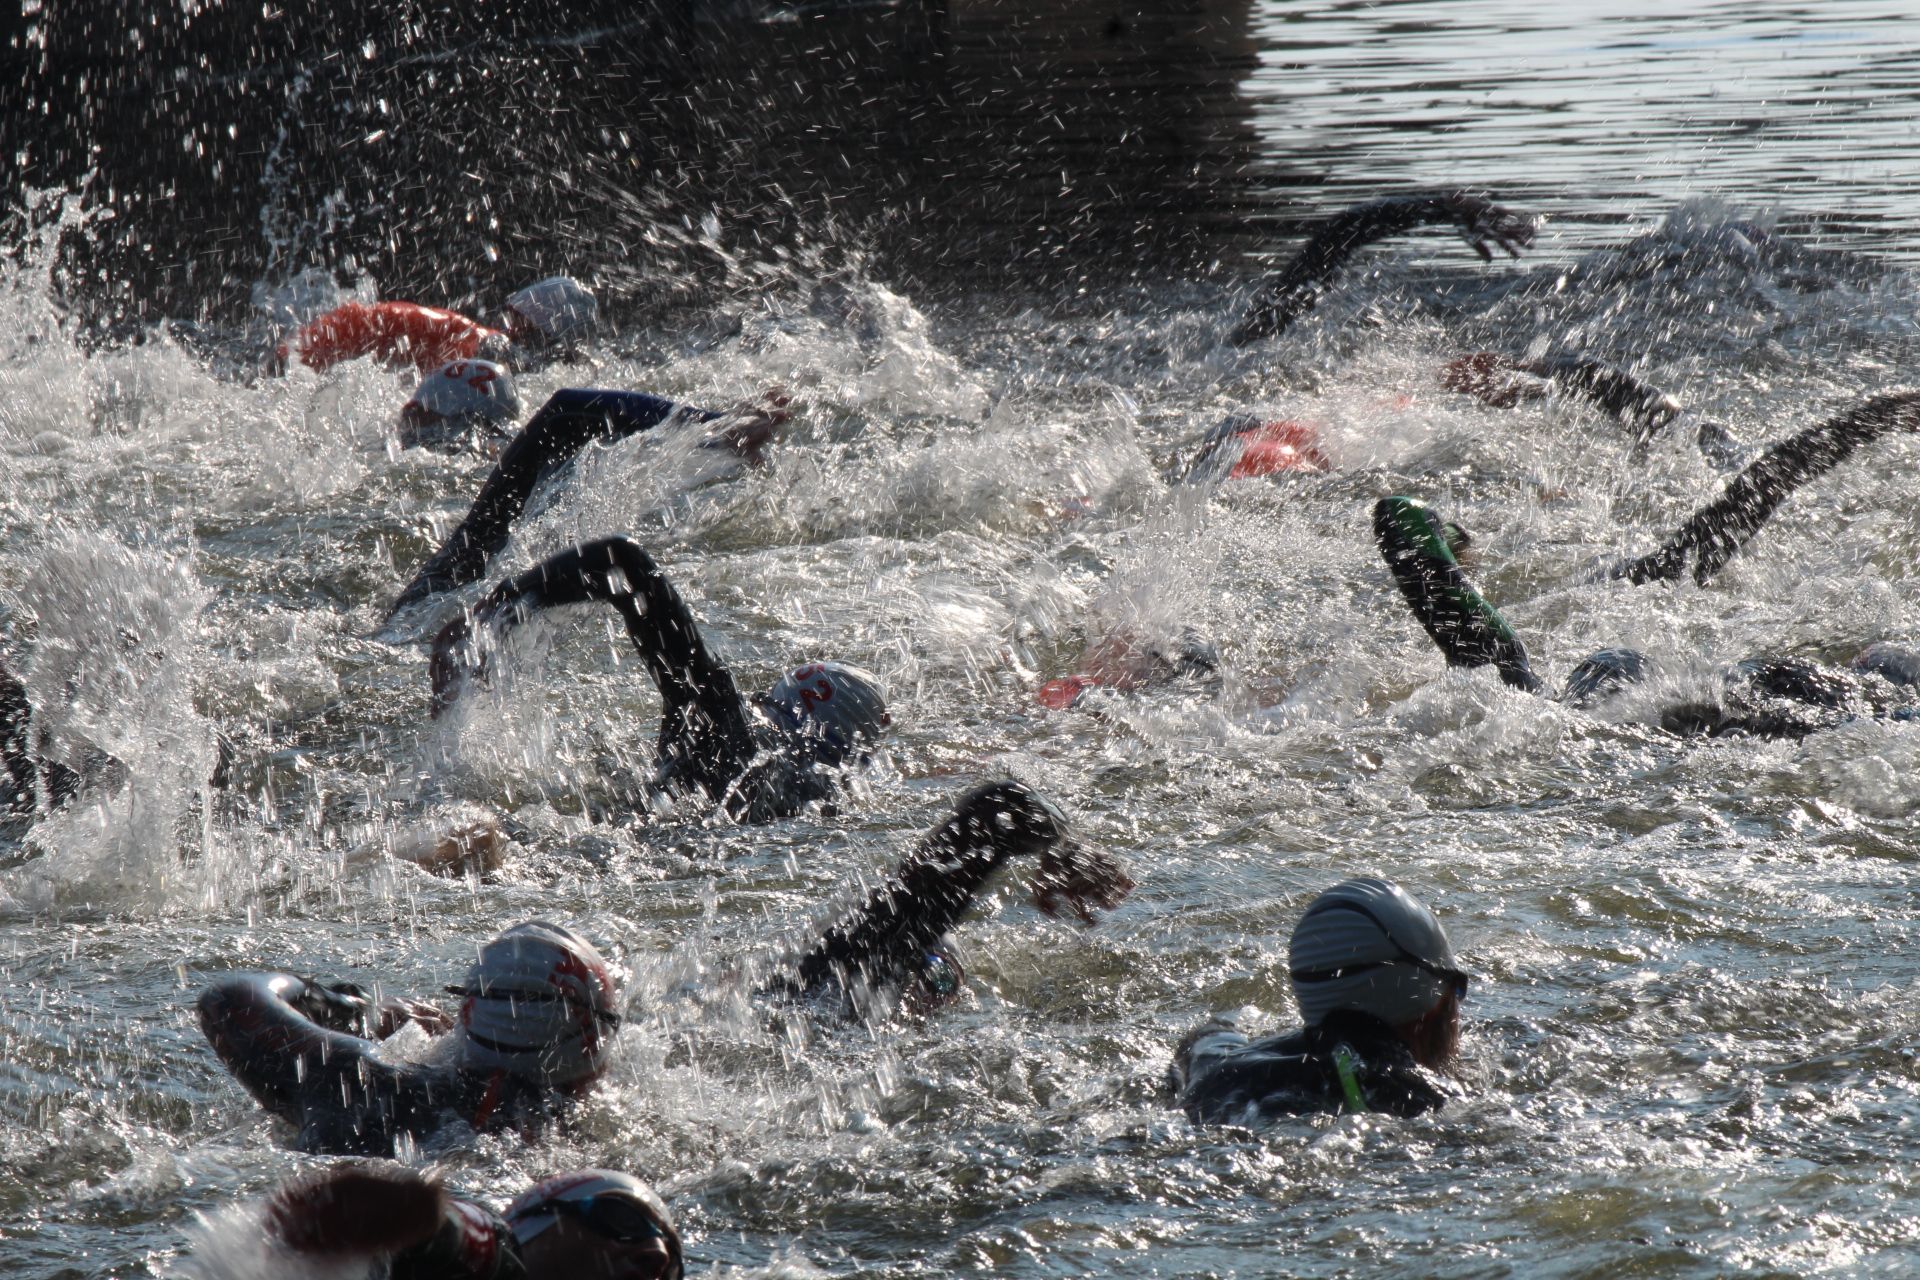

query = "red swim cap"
1226;420;1330;478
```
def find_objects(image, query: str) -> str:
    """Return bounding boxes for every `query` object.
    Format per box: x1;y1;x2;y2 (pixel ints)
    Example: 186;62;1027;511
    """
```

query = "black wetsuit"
1169;1010;1454;1124
196;974;564;1157
1231;191;1535;346
1374;387;1920;735
390;1199;526;1280
394;389;722;616
431;536;837;823
1614;390;1920;586
788;779;1076;1008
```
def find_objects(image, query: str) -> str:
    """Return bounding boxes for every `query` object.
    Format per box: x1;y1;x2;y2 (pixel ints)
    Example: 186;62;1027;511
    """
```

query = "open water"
3;2;1920;1277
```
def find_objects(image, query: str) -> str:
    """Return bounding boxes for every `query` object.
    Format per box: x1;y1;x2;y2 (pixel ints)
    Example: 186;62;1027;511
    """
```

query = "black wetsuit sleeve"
196;973;444;1156
390;1200;527;1280
1373;497;1542;693
1231;192;1534;345
791;781;1066;994
1518;355;1684;439
1613;390;1920;587
391;389;718;616
441;537;760;805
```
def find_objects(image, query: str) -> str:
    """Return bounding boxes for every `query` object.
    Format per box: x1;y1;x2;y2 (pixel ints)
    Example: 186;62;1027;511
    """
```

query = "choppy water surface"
4;3;1920;1277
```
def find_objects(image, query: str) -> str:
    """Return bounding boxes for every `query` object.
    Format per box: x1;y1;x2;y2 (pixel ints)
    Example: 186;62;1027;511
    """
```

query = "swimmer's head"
1289;877;1465;1067
504;276;598;345
1729;657;1859;711
507;1169;683;1280
449;921;620;1087
1852;642;1920;689
758;661;891;767
1564;647;1646;707
398;359;521;452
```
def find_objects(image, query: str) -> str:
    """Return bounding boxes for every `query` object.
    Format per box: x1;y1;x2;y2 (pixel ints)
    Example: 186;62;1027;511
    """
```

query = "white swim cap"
506;1169;681;1276
452;921;620;1085
1289;878;1462;1030
402;359;521;429
759;661;891;765
504;276;598;342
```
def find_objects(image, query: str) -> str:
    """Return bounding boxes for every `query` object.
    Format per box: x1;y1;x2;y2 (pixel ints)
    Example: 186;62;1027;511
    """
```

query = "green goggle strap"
1331;1044;1370;1114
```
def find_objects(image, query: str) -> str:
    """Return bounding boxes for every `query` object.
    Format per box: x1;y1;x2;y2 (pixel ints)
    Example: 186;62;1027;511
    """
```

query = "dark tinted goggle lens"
443;985;622;1027
556;1194;668;1244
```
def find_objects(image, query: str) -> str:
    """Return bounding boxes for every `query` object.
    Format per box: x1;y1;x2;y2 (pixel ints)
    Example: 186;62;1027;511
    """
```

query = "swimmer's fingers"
1446;194;1538;261
268;1163;446;1257
1030;841;1135;926
374;996;456;1039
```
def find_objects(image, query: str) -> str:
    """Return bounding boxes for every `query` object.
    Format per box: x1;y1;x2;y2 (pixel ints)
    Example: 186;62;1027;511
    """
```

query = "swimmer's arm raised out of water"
1612;389;1920;587
1440;352;1685;442
390;389;789;618
788;781;1133;997
195;973;419;1128
1232;192;1537;346
431;536;760;794
1373;496;1543;694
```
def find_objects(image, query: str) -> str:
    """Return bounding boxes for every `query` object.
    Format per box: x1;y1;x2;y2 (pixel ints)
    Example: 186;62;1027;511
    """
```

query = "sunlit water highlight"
4;4;1920;1278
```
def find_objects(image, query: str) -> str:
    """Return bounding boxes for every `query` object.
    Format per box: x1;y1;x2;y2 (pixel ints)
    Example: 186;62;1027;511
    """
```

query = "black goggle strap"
443;985;623;1027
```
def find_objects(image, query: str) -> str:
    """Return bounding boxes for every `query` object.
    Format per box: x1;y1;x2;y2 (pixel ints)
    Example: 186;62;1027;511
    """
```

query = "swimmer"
390;388;789;616
429;536;886;824
1168;877;1465;1122
199;789;1127;1155
261;1162;681;1280
196;919;620;1156
1169;349;1696;486
398;359;524;454
1221;192;1751;465
1035;628;1225;712
1375;484;1920;737
274;275;595;375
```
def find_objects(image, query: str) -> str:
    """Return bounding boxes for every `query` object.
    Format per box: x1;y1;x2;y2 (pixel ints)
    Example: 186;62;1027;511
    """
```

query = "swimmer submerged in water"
1169;877;1466;1122
1372;392;1920;734
197;784;1127;1154
271;275;597;376
1216;191;1766;469
260;1161;682;1280
429;535;883;824
390;388;789;617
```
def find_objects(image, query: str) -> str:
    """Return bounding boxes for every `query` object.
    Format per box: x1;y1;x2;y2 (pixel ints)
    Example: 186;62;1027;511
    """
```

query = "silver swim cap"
759;661;891;765
1289;878;1462;1029
504;276;598;342
451;921;620;1085
401;359;521;438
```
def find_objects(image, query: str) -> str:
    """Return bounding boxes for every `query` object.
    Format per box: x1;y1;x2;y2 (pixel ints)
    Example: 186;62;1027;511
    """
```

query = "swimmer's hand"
428;613;487;717
1442;193;1537;262
1030;839;1135;926
701;387;792;463
268;1162;445;1258
373;996;456;1040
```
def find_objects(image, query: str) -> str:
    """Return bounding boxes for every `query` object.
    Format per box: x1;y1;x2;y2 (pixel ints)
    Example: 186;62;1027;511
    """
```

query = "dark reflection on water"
16;0;1915;324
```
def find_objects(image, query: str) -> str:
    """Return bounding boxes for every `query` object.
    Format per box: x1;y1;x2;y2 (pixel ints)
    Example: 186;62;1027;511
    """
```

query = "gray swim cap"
504;276;598;342
759;661;891;765
452;921;620;1085
1289;878;1461;1029
1853;642;1920;689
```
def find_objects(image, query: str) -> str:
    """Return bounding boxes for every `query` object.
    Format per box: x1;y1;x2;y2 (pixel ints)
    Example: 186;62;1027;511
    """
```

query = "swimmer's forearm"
1615;389;1920;586
1374;497;1542;694
1233;192;1534;345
